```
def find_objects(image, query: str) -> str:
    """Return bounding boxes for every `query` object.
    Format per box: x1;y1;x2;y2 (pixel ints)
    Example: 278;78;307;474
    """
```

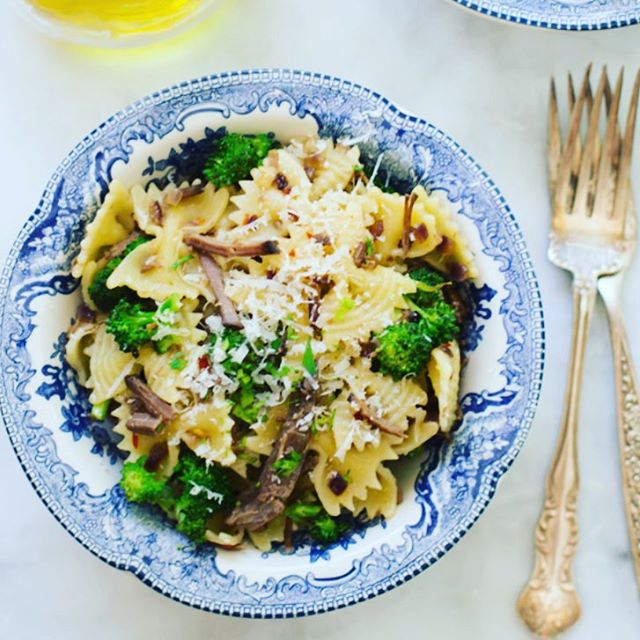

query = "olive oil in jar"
27;0;208;38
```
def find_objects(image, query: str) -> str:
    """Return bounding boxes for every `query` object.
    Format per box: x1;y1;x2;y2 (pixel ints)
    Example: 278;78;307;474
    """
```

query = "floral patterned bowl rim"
450;0;640;30
0;68;544;618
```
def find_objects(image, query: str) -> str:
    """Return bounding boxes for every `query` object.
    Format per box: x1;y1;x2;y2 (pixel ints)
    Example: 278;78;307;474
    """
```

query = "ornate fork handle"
599;274;640;585
517;280;596;637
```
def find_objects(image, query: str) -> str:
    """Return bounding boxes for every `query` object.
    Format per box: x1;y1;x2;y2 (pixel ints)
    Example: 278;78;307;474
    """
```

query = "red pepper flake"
243;214;258;225
368;219;384;238
132;434;139;449
287;210;300;222
198;354;211;370
440;342;454;356
274;172;291;194
288;248;297;257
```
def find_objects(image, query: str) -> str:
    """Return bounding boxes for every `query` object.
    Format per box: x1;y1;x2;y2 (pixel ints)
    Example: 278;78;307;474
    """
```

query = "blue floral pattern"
0;69;544;618
451;0;640;30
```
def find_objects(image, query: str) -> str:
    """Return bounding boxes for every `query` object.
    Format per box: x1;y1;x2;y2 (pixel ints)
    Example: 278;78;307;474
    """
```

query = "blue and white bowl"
450;0;640;30
0;69;544;617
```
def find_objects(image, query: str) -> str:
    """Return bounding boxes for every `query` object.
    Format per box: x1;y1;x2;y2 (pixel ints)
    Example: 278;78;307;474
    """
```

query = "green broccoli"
407;266;447;309
203;132;276;188
120;456;167;504
172;450;234;543
88;236;150;312
90;399;111;421
375;299;459;381
285;500;348;545
106;295;181;355
106;299;157;354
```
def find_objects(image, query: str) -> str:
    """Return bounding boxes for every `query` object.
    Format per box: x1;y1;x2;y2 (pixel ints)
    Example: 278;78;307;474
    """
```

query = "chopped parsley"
169;354;187;370
302;338;317;376
365;236;375;256
311;407;336;435
334;297;355;322
285;502;323;523
272;450;303;477
170;254;195;270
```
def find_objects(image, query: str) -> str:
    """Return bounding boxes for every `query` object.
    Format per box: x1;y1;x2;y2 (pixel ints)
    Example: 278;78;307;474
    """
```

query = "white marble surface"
1;1;640;638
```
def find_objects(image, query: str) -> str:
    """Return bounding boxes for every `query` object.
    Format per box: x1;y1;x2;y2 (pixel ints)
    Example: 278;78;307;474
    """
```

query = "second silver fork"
517;66;639;637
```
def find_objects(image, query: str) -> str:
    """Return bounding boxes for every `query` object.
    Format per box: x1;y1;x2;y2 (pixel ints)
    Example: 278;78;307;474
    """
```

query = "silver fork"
517;67;639;637
597;71;640;591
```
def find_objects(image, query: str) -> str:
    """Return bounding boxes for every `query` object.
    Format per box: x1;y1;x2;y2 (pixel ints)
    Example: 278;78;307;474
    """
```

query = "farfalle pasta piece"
353;466;398;520
65;321;98;386
428;340;461;433
178;398;236;466
309;141;360;199
72;180;135;279
393;419;439;456
137;347;185;405
85;325;138;404
368;187;442;261
107;236;199;302
344;362;427;436
309;430;399;517
247;514;286;552
414;186;478;279
318;264;417;347
244;403;288;456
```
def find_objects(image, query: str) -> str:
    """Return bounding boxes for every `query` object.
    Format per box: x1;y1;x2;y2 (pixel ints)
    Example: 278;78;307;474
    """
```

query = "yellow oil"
28;0;206;37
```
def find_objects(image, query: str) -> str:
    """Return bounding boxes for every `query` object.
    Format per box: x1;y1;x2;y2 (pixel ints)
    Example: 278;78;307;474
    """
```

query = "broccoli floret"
375;299;459;381
375;321;434;380
285;500;348;545
106;299;157;354
203;132;276;188
408;266;447;308
310;514;349;544
172;450;234;543
106;295;182;355
88;236;150;312
120;456;167;504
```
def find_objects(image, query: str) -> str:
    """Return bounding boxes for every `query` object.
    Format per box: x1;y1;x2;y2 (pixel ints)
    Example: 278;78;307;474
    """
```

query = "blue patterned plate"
450;0;640;29
0;69;544;617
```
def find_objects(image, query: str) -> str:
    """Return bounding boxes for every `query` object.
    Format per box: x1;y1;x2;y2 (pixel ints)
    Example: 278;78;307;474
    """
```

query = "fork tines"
548;66;640;239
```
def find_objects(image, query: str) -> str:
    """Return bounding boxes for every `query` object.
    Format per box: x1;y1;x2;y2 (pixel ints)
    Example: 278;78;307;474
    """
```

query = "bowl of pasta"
0;69;544;617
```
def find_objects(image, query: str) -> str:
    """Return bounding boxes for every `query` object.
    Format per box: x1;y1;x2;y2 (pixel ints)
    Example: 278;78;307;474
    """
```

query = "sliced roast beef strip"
103;230;142;262
185;234;280;257
125;375;177;423
126;412;163;435
226;383;317;531
198;252;243;329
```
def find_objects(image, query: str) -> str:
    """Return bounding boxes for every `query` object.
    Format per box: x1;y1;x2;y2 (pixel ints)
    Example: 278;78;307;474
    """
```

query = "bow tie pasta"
66;132;477;550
